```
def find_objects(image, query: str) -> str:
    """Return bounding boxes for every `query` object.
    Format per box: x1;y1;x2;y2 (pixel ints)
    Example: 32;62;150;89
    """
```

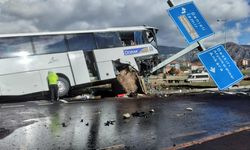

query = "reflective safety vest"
47;72;58;85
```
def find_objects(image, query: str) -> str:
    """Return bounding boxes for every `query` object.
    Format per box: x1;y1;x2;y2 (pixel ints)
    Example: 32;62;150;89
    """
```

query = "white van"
186;73;210;83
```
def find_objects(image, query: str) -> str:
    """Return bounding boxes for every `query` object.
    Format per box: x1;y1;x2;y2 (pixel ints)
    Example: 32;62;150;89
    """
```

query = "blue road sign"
168;2;214;44
198;45;244;90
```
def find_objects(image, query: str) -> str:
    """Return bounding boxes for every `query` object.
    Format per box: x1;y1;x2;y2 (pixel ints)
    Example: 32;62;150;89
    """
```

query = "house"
191;62;204;71
241;59;249;66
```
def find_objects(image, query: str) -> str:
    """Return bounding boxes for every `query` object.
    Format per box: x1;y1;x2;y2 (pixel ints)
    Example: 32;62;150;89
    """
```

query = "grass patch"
190;81;216;88
242;69;250;75
239;80;250;86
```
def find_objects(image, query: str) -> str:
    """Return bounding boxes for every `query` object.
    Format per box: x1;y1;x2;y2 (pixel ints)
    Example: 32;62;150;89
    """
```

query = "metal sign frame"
168;1;214;44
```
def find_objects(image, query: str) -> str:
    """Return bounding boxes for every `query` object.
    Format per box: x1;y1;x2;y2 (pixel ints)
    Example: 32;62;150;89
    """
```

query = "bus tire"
58;77;70;97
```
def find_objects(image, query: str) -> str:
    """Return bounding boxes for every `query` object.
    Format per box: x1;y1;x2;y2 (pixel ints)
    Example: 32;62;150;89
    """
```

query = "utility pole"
217;19;227;49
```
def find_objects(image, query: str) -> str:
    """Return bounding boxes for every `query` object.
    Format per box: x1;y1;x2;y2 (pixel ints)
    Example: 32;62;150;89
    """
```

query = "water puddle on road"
0;119;38;140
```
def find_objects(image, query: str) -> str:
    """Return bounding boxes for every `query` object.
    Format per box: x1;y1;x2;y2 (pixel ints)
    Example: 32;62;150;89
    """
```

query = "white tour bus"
187;72;210;83
0;26;159;97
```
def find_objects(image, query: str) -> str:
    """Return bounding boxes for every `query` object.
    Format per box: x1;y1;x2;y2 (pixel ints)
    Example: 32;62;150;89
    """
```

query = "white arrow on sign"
210;67;216;73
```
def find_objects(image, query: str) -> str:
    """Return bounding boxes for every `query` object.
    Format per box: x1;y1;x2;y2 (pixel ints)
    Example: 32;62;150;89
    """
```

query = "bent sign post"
198;45;244;90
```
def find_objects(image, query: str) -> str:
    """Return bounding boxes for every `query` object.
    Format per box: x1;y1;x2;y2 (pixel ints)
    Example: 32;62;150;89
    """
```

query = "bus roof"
0;25;158;38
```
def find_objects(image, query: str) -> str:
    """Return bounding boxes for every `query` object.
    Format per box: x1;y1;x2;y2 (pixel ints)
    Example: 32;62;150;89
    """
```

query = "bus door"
84;51;99;81
66;33;99;84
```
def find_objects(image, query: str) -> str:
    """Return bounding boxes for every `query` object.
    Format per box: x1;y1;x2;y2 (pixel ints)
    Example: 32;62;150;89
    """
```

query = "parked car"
186;73;210;83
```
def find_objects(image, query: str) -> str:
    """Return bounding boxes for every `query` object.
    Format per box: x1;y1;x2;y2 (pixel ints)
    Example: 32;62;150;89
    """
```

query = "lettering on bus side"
123;47;150;56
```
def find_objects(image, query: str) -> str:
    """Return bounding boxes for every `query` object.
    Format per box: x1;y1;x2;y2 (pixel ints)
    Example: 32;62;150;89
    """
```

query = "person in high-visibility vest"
47;71;59;101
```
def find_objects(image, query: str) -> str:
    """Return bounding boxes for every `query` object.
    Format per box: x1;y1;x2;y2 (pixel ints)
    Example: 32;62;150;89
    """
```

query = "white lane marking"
38;103;53;106
66;101;84;104
99;144;125;150
23;118;40;123
172;130;207;139
1;104;25;108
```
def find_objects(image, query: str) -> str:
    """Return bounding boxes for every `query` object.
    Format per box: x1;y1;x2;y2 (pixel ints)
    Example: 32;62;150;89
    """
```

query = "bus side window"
94;32;122;49
0;37;33;58
66;33;96;51
32;35;67;54
119;32;134;46
134;31;143;45
119;31;145;47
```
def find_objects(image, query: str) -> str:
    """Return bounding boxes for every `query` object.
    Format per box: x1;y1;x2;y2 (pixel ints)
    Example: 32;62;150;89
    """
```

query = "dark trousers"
49;84;58;101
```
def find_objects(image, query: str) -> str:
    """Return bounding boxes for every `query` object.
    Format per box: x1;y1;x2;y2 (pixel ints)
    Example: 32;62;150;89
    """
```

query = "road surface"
0;91;250;149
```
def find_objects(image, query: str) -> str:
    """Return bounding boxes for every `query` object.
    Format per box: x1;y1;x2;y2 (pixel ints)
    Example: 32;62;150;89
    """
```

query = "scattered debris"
137;94;148;97
123;109;156;120
110;120;115;125
85;123;89;126
113;61;146;96
149;109;155;113
132;111;146;117
117;93;127;98
71;94;100;101
186;107;193;111
237;92;248;95
59;99;68;103
123;113;131;119
82;95;90;100
80;119;83;122
128;92;138;97
104;120;116;126
223;91;236;95
82;94;91;100
62;122;67;127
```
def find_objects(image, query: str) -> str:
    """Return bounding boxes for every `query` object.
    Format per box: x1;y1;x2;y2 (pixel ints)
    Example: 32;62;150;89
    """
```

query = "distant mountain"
241;45;250;49
157;45;182;55
224;42;250;61
157;45;197;62
158;42;250;62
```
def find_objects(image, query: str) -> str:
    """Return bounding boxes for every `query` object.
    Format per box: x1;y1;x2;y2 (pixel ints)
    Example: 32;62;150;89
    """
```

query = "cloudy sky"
0;0;249;47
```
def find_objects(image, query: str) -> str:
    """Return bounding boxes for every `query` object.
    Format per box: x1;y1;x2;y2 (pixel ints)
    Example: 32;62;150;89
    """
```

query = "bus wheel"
58;77;70;97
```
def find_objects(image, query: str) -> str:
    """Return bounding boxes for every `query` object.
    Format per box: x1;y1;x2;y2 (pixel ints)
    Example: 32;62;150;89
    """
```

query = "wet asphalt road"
181;129;250;150
0;92;250;150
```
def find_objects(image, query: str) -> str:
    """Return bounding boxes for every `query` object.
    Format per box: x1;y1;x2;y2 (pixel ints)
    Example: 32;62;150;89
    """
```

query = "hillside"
224;42;250;61
157;46;182;55
158;42;250;62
